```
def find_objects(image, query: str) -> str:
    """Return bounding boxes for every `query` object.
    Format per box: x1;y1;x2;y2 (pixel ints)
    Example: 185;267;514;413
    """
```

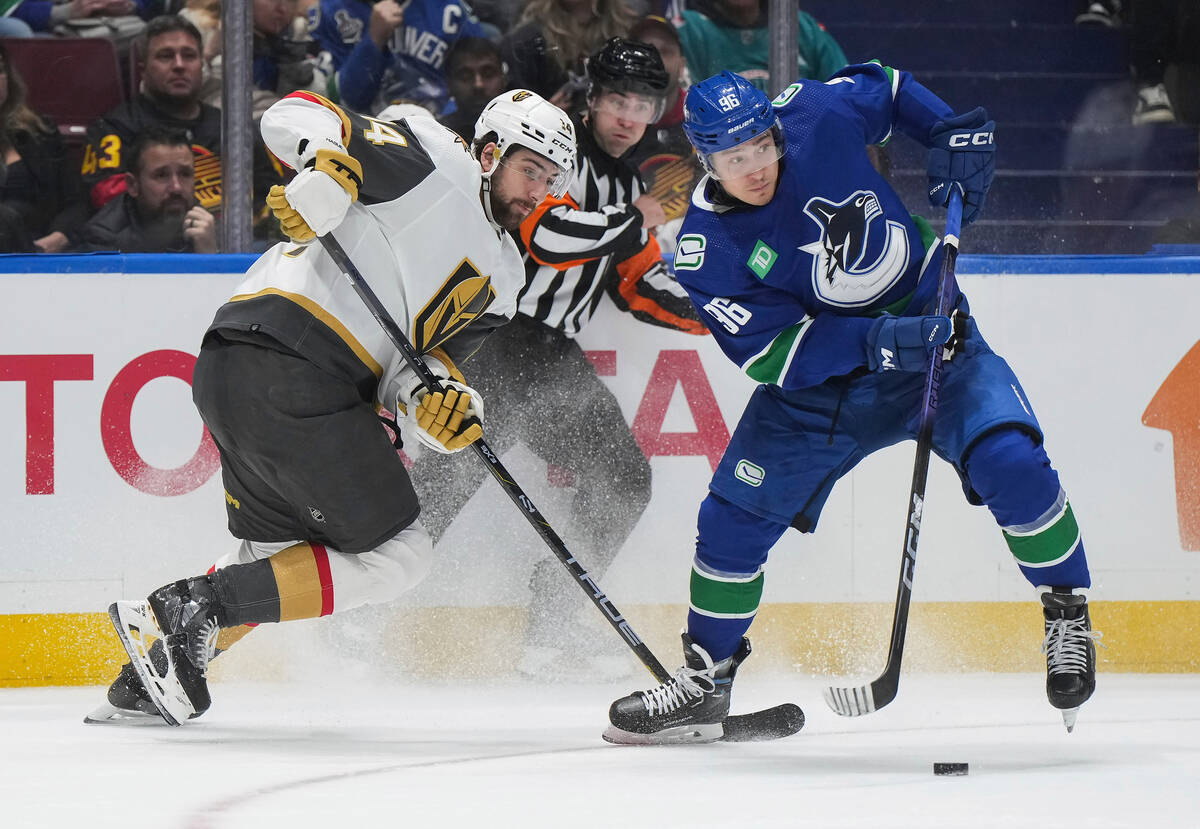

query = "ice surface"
2;673;1196;828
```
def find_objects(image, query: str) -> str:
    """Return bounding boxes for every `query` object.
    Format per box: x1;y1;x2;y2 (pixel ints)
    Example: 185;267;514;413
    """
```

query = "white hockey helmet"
474;89;576;198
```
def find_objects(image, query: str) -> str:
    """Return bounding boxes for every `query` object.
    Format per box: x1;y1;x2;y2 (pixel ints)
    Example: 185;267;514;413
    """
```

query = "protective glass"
591;90;666;125
704;126;785;181
497;155;571;199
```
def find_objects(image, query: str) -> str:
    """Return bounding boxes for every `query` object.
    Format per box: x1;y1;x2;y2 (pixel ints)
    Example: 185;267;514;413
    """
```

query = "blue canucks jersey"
309;0;488;112
674;63;957;390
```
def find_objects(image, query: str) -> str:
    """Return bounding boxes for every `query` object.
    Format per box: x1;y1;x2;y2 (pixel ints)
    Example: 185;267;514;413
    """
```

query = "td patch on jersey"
800;190;909;308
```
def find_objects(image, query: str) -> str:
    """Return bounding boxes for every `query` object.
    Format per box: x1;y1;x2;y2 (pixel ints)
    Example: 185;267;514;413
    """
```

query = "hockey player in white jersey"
88;88;576;725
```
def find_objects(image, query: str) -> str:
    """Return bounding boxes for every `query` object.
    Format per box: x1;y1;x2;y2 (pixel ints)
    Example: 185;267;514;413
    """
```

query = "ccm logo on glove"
948;132;994;147
866;314;952;373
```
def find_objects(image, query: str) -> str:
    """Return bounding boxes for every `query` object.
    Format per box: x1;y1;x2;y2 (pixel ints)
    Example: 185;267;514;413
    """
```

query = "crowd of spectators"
1;0;1195;253
0;0;853;254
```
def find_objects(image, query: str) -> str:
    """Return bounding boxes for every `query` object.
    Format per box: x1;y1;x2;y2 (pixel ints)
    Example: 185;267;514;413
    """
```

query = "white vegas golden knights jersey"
209;91;524;408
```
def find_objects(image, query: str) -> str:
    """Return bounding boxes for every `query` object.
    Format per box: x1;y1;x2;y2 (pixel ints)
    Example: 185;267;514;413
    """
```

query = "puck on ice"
933;762;968;776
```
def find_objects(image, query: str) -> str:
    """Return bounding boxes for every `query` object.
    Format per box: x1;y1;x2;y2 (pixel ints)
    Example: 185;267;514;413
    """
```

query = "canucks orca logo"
800;190;910;308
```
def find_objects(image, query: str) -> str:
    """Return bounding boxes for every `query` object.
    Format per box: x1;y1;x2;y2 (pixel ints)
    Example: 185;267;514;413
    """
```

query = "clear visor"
496;154;571;199
591;90;667;125
704;126;785;181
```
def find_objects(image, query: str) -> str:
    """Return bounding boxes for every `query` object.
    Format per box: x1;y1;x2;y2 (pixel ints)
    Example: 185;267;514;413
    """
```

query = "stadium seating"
1;37;125;152
803;0;1200;254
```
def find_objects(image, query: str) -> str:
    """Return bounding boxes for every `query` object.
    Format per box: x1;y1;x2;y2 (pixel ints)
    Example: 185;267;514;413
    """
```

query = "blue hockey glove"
927;107;995;226
866;314;953;372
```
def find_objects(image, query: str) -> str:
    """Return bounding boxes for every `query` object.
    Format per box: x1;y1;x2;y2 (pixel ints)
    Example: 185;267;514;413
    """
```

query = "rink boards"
2;253;1199;685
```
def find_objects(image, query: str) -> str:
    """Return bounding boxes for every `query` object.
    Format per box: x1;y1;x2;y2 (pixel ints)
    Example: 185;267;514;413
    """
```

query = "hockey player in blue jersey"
308;0;490;114
604;66;1101;744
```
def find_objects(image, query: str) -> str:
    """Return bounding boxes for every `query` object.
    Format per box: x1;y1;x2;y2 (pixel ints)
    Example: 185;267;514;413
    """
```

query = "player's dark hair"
138;14;204;59
128;124;192;176
472;130;499;161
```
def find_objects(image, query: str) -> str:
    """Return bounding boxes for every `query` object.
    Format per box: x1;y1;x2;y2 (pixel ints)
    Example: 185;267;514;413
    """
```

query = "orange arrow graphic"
1143;340;1200;550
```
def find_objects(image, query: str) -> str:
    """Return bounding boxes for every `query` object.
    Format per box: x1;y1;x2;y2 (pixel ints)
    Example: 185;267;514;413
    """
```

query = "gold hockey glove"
412;382;484;453
393;349;484;454
312;148;363;200
267;149;364;243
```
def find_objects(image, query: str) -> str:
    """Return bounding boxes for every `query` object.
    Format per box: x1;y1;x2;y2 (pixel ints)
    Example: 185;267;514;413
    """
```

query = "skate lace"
1042;617;1104;675
191;616;220;675
639;665;717;716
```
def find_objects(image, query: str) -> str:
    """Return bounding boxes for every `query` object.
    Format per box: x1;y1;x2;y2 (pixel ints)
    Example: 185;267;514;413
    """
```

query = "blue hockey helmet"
683;71;785;180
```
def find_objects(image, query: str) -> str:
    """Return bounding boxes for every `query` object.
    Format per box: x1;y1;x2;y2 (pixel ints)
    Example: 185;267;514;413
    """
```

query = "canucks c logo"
800;190;909;308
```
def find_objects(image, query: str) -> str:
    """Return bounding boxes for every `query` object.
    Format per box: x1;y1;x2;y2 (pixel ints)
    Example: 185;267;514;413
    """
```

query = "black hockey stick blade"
722;702;805;742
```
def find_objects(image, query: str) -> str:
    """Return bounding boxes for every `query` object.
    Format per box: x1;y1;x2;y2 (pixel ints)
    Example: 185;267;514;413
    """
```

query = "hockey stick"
316;234;670;681
317;233;802;739
823;189;964;717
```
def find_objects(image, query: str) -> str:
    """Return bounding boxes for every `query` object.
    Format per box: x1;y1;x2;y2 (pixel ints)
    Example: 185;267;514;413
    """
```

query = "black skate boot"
148;576;225;715
603;633;751;745
83;645;164;724
1041;589;1102;732
108;575;225;725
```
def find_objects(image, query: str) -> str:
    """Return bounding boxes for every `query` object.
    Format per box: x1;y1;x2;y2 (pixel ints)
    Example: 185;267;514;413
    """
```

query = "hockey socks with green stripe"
686;559;763;662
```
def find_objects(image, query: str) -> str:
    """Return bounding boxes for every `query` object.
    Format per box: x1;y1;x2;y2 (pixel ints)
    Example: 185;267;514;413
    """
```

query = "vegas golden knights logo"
512;90;532;102
414;259;495;352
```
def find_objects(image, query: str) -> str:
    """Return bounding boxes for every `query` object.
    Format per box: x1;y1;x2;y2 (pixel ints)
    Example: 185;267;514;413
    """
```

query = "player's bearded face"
487;149;560;230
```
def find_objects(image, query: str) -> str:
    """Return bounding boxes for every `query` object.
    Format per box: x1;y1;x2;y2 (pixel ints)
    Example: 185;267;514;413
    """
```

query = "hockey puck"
933;762;968;776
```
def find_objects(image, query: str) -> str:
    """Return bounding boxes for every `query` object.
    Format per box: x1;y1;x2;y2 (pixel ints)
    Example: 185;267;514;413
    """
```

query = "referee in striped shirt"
412;37;708;678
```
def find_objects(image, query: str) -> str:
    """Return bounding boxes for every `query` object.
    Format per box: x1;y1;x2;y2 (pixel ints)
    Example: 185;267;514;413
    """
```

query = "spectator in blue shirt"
308;0;491;114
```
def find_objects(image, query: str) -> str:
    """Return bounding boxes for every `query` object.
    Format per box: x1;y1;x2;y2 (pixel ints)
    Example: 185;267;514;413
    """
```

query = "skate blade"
108;601;195;727
1061;707;1079;733
83;701;165;726
601;722;724;746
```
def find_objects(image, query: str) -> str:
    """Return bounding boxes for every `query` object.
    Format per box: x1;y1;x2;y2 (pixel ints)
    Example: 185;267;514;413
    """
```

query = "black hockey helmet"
585;37;670;102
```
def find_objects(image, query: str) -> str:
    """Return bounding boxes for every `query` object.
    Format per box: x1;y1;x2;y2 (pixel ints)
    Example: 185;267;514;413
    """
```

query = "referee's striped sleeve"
520;195;645;269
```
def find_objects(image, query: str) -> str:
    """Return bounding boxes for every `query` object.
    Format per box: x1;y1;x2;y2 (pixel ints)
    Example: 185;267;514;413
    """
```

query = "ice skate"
1041;589;1102;732
603;633;750;745
109;576;224;726
84;651;165;725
